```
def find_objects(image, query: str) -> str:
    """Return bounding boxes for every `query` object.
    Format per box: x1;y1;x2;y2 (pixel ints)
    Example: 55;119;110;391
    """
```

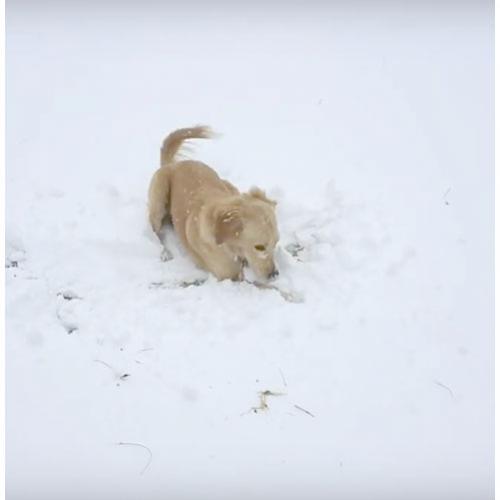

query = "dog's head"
214;188;279;280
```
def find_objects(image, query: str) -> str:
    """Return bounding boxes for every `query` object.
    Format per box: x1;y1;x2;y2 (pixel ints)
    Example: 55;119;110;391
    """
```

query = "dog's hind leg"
148;166;173;260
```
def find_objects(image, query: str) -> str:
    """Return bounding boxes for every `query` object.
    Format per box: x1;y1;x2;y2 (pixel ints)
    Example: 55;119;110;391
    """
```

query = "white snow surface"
6;2;494;499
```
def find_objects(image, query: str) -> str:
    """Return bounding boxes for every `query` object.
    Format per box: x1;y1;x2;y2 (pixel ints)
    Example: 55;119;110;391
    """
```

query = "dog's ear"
248;187;277;207
215;208;244;244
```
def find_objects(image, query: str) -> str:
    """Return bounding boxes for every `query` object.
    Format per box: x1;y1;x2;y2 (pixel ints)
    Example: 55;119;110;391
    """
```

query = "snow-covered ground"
6;1;494;499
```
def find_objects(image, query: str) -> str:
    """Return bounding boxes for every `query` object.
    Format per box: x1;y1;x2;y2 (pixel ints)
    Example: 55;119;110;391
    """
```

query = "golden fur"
148;126;279;281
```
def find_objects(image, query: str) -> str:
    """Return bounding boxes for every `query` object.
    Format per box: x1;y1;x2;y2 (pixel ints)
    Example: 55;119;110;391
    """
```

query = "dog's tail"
160;126;214;167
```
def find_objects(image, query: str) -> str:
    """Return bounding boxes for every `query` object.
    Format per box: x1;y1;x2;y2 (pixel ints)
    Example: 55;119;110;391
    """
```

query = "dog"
148;126;280;281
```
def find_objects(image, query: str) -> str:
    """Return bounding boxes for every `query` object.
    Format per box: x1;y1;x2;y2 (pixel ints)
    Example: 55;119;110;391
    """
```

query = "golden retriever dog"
148;126;280;281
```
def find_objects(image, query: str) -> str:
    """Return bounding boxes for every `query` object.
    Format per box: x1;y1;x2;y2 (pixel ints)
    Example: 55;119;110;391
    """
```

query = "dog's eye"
254;244;266;251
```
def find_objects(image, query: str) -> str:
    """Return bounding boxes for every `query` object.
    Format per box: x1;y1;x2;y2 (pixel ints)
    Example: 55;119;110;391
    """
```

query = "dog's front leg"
160;247;173;261
156;224;174;262
233;266;244;282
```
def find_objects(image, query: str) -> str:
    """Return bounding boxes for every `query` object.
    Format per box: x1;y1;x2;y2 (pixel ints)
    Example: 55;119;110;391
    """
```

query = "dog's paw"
160;248;173;262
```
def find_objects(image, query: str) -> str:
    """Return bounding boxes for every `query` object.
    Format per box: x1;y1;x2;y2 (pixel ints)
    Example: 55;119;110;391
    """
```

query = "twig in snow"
251;390;286;413
294;404;315;418
443;188;451;206
134;348;154;365
278;368;288;388
93;359;116;373
94;360;130;382
151;276;302;302
179;278;207;288
149;282;164;289
244;280;303;304
433;380;454;399
57;290;82;301
116;441;152;475
240;390;286;416
149;278;207;290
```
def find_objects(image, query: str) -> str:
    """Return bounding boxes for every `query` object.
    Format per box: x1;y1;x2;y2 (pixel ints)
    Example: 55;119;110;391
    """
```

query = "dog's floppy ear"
215;208;244;244
248;187;277;207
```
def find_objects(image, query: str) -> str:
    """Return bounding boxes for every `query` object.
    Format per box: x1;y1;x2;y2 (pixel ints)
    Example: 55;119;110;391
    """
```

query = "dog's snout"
268;268;279;280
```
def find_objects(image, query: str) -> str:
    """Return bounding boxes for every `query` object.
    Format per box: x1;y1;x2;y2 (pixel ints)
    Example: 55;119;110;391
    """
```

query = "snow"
6;1;493;499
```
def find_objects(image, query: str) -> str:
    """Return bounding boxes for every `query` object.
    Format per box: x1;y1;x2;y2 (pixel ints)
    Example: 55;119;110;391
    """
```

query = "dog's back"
148;126;216;236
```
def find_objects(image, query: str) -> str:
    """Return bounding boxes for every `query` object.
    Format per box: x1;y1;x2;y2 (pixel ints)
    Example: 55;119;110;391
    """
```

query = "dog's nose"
268;268;279;280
